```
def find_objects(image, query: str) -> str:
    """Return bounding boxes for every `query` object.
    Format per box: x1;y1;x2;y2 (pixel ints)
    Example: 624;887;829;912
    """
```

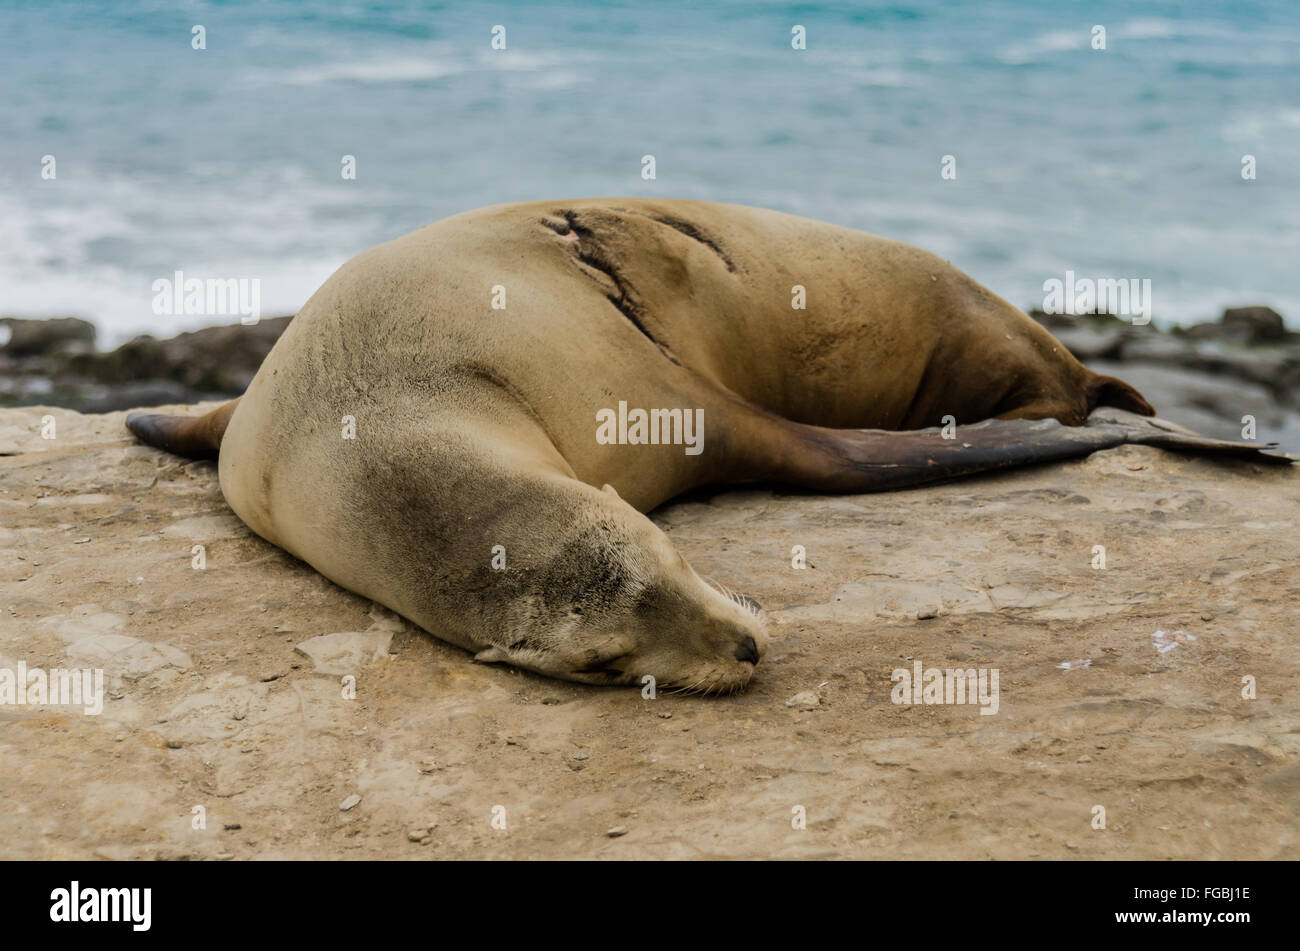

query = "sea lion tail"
125;399;239;460
1085;371;1156;416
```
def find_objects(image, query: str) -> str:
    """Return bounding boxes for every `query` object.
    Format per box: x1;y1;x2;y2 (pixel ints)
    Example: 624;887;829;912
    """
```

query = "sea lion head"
476;485;768;694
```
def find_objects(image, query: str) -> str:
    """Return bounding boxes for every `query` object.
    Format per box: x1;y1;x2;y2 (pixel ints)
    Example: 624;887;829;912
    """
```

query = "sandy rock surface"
2;403;1297;859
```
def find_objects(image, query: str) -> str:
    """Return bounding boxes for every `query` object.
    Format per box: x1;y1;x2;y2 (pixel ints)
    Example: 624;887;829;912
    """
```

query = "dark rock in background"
1;315;293;411
1218;305;1287;344
0;316;97;357
61;316;293;393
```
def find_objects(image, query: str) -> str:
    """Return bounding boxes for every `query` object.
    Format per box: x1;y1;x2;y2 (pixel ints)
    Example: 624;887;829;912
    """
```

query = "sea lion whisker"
674;670;713;696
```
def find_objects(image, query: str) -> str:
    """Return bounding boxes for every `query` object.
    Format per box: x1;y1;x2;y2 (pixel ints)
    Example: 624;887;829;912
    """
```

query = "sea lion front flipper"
473;646;512;665
730;410;1293;495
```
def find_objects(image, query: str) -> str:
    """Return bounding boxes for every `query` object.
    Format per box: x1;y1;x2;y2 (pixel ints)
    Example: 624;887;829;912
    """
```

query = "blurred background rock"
0;315;291;413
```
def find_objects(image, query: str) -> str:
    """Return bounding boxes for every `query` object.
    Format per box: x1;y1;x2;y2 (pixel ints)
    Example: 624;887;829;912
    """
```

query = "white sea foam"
0;172;366;345
263;57;465;86
997;29;1086;65
1116;18;1183;40
239;43;593;90
1223;107;1300;140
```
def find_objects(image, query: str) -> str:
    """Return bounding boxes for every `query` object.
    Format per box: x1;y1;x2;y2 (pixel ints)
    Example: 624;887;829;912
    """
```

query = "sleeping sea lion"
126;199;1285;692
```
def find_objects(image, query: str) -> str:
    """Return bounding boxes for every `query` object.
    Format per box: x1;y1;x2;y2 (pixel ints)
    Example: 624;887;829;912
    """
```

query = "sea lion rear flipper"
1085;372;1156;417
125;398;239;460
1085;407;1293;461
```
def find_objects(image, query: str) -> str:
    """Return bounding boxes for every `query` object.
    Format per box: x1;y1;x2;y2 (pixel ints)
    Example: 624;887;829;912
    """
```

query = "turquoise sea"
1;0;1298;343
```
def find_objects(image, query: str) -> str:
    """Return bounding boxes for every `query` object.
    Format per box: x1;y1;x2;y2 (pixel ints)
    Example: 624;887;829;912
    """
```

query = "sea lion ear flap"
1086;373;1156;417
601;483;622;499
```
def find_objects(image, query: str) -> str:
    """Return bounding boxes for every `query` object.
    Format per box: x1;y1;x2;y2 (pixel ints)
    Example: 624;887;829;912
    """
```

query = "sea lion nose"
734;635;760;665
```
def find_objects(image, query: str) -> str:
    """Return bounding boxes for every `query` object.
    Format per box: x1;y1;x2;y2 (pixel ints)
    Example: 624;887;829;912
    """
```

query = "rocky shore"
3;305;1299;449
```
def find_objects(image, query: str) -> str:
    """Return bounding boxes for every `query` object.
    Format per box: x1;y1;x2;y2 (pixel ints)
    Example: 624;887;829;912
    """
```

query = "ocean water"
1;0;1298;345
